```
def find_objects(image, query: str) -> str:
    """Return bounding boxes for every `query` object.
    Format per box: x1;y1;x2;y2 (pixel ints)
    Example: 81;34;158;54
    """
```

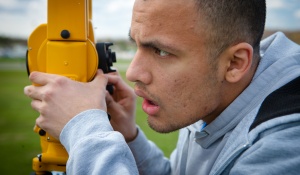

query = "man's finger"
31;99;43;113
29;71;56;85
106;91;116;108
105;74;127;90
107;68;119;75
105;91;122;118
90;70;108;88
24;85;43;100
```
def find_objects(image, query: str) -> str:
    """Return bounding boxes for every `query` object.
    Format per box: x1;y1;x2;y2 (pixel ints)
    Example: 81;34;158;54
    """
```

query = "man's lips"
142;99;160;116
134;89;160;116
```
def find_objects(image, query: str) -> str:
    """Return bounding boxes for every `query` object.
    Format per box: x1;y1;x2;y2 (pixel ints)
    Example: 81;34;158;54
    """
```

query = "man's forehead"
132;0;198;25
133;0;194;14
130;0;206;50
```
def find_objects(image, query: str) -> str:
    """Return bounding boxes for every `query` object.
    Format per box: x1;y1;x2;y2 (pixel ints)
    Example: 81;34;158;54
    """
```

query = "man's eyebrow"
128;29;181;53
142;40;181;54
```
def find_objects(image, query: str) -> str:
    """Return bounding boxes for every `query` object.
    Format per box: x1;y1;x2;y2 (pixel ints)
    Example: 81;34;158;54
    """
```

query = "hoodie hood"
193;32;300;149
210;32;300;175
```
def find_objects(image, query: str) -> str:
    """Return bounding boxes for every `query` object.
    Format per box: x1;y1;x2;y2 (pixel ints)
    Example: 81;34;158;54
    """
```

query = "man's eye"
154;48;170;57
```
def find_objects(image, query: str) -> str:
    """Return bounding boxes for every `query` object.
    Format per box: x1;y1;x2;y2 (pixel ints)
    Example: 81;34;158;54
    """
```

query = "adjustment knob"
61;30;70;39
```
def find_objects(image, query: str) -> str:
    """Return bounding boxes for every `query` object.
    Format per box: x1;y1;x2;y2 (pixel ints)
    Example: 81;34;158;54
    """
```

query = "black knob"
38;129;46;136
61;30;70;39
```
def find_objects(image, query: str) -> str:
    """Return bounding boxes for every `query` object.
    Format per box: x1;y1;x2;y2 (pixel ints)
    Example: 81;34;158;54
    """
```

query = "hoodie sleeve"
127;127;171;175
60;109;139;175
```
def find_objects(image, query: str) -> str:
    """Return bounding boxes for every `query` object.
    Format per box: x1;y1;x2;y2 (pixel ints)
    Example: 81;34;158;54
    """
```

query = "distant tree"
0;36;27;47
263;30;300;44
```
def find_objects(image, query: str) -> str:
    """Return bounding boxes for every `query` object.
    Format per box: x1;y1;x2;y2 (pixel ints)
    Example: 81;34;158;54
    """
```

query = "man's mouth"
142;98;160;116
147;99;158;106
134;87;160;116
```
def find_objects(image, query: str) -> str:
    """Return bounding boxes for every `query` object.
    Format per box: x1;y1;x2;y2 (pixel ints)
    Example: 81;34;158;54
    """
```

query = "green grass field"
0;59;178;174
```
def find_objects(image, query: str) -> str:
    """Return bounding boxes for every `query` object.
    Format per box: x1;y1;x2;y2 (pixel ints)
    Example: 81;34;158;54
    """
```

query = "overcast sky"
0;0;299;39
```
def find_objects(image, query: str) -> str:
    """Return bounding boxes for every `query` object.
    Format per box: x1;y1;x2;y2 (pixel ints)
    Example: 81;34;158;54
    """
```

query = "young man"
24;0;300;174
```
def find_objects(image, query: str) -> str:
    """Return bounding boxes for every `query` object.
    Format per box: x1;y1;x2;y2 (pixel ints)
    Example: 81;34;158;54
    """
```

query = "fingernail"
24;86;30;95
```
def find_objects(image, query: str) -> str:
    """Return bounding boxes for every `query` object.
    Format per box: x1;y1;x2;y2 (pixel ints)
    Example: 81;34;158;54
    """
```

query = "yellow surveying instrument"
26;0;116;174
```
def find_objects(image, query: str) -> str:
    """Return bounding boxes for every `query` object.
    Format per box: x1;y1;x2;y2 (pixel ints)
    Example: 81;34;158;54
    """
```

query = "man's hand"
105;72;138;142
24;70;108;139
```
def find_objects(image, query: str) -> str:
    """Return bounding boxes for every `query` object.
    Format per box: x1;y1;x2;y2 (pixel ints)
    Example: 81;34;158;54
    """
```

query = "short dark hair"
196;0;266;60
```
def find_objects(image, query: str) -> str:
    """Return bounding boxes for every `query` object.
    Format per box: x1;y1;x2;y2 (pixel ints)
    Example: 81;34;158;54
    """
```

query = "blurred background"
0;0;299;174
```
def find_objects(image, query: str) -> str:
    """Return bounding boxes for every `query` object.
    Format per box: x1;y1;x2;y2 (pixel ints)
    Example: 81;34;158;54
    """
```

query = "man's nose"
126;50;152;85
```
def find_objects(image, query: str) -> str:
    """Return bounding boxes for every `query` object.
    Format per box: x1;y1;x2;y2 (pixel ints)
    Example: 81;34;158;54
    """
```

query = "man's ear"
225;43;253;83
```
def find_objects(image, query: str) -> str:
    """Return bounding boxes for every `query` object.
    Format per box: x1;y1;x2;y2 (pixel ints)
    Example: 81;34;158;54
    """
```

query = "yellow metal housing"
27;0;98;173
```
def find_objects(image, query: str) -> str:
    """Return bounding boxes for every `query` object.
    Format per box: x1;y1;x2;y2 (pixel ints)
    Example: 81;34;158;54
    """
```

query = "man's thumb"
90;70;108;88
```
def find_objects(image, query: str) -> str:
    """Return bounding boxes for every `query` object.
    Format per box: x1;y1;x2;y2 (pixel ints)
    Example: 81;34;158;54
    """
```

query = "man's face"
127;0;225;133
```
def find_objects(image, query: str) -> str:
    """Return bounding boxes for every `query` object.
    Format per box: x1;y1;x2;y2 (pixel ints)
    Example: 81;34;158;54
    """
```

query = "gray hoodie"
60;32;300;175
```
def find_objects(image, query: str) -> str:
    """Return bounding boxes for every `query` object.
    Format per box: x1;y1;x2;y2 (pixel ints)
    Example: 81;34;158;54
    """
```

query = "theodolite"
26;0;116;174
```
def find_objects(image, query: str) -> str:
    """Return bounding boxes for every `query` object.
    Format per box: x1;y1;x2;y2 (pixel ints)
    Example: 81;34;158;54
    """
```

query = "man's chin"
147;119;180;133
